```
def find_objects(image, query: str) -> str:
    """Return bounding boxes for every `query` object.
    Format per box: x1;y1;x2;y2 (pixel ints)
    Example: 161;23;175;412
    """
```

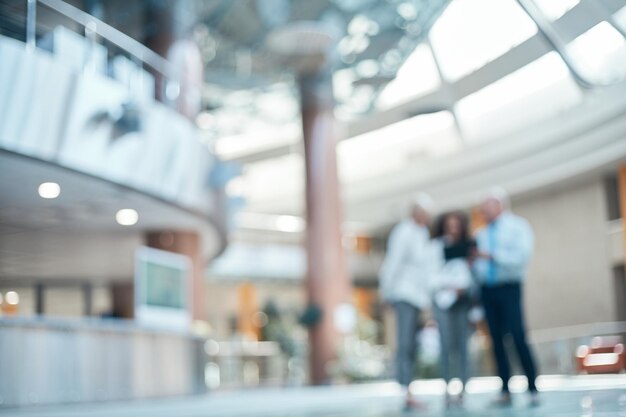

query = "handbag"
434;258;472;310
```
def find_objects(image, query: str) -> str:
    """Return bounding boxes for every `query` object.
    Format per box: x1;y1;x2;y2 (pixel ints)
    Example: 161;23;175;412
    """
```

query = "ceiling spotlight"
38;182;61;199
115;209;139;226
5;291;19;305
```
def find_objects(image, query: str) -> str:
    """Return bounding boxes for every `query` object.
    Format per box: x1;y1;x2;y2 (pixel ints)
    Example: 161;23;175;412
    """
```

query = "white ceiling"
0;151;225;283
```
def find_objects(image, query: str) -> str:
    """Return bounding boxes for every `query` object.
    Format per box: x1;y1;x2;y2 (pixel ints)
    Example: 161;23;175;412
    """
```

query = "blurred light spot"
348;14;371;35
334;303;357;333
274;215;305;233
5;291;19;305
115;209;139;226
397;2;418;20
166;81;180;100
226;177;246;198
356;59;379;78
243;361;260;386
448;379;464;395
409;379;447;395
204;340;220;356
252;311;269;328
509;375;529;391
465;377;502;394
196;112;214;130
205;362;221;389
38;182;61;199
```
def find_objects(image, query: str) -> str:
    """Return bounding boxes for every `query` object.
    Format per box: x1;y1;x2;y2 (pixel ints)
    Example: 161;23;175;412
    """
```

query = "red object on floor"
576;336;625;374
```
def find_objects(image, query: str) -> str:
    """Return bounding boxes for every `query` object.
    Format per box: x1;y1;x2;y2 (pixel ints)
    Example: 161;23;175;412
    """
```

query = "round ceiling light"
38;182;61;199
115;209;139;226
5;291;19;305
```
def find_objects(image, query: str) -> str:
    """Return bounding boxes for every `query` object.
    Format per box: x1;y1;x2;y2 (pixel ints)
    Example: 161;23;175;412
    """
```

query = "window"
566;22;626;85
239;154;303;204
615;5;626;32
214;123;301;160
338;111;460;182
429;0;538;82
455;52;582;143
376;43;441;109
532;0;580;21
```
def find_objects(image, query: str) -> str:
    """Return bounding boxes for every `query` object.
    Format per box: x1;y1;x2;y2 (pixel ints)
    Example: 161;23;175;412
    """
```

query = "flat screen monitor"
134;246;191;331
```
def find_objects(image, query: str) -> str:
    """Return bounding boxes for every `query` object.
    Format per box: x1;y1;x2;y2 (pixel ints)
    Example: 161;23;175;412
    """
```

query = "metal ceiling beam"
347;0;625;137
517;0;615;88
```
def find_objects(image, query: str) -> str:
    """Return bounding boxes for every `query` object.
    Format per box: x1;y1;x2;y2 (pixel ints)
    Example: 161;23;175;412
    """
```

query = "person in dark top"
430;211;477;406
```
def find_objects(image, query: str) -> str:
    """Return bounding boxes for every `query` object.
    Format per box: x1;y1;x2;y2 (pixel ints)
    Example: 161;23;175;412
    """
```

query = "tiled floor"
5;375;626;417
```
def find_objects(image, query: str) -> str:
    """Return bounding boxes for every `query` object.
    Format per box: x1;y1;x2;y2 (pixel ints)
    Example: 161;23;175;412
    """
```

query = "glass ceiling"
566;21;626;85
428;0;538;82
224;0;626;212
187;0;456;154
455;51;583;143
533;0;581;21
375;43;440;110
208;0;626;155
195;0;453;102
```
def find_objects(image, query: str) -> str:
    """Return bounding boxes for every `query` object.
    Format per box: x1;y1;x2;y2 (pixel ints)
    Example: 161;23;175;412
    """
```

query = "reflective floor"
6;375;626;417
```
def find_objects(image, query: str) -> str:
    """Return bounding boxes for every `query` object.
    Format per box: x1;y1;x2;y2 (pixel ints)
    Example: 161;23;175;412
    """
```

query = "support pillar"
618;166;626;260
146;231;205;322
34;283;44;316
83;283;93;317
111;282;134;319
299;70;351;385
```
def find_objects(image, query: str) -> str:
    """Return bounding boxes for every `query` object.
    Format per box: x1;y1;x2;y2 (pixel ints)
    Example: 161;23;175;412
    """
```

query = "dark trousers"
481;283;538;393
393;301;420;387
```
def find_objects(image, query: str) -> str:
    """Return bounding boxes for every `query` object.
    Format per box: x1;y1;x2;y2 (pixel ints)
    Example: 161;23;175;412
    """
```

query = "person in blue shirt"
472;189;539;407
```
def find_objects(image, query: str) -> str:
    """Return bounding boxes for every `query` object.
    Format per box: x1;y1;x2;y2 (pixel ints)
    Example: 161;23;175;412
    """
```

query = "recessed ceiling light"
38;182;61;199
5;291;19;305
116;209;139;226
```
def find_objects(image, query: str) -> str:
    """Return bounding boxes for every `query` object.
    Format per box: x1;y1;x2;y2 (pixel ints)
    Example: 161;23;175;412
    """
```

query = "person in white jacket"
379;194;436;410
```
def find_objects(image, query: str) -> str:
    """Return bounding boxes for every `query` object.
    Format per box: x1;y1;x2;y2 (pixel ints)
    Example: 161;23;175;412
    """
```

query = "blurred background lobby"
1;0;626;416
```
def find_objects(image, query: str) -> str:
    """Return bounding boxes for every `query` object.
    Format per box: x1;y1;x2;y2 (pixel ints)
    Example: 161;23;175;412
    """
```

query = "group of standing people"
379;190;539;410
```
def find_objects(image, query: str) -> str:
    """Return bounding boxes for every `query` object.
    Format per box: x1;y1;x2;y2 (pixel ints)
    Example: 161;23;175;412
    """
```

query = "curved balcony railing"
16;0;177;104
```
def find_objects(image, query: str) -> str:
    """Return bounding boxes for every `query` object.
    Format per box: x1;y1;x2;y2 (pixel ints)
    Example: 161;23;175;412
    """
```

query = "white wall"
514;178;618;330
0;285;113;318
45;287;84;317
0;287;35;316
